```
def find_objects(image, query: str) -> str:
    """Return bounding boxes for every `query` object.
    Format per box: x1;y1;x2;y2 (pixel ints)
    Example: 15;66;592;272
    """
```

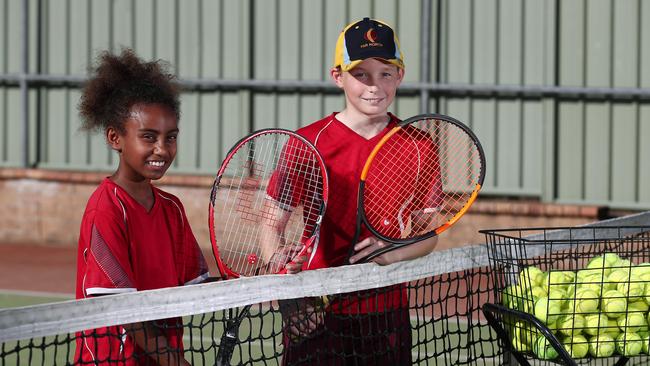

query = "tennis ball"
584;313;610;336
577;268;605;283
562;334;589;358
513;321;538;346
588;333;616;357
530;285;546;301
627;299;649;313
614;272;645;299
587;253;621;276
603;317;622;338
519;266;544;288
601;290;627;319
631;263;650;278
641;273;650;305
502;285;519;308
606;269;630;292
617;312;646;333
565;288;599;314
534;296;562;324
615;331;644;356
616;258;633;271
542;271;574;292
533;335;559;360
642;334;650;354
511;336;530;353
557;314;585;336
576;271;605;295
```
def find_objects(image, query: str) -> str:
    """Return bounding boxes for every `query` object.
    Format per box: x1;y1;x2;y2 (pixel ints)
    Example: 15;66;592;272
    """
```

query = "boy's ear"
106;127;123;153
330;67;345;88
396;67;405;84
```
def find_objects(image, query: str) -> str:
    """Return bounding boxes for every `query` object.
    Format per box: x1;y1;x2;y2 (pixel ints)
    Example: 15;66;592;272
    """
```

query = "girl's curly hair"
79;48;180;133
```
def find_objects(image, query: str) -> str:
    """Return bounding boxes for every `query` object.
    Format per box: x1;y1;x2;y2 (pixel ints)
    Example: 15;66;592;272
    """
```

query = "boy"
75;49;209;366
279;18;439;365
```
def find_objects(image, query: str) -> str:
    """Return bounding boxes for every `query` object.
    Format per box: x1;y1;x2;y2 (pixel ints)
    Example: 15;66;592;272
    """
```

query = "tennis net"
3;211;650;365
0;241;501;366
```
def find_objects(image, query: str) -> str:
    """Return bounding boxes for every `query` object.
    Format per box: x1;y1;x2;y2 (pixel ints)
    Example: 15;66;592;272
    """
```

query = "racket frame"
350;113;486;262
209;128;329;279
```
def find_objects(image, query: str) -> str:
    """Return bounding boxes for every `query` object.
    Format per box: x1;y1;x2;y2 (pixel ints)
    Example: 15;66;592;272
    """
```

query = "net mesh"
0;245;500;366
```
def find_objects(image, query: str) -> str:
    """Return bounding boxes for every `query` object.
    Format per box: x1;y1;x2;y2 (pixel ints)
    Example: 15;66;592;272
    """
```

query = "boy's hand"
349;236;395;266
283;245;312;274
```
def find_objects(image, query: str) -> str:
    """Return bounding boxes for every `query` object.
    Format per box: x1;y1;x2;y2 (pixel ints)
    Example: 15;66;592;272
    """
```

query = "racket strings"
363;118;482;240
213;132;325;276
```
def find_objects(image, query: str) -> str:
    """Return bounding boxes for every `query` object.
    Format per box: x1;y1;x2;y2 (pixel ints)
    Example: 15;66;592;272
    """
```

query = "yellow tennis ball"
513;321;539;346
587;253;621;276
616;258;633;271
606;269;630;292
575;272;605;295
601;290;627;319
566;288;599;314
534;296;562;324
557;314;585;336
562;334;589;359
631;263;650;279
642;334;650;354
577;268;605;283
617;312;646;333
627;300;649;313
588;333;615;357
604;317;621;338
530;285;546;301
533;335;559;360
542;271;574;292
511;336;530;353
502;284;524;309
616;331;644;356
520;266;544;288
617;274;645;299
641;273;650;305
584;313;610;336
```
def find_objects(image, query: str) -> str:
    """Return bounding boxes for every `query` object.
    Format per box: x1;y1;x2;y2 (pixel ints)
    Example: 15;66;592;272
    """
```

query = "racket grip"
215;329;237;366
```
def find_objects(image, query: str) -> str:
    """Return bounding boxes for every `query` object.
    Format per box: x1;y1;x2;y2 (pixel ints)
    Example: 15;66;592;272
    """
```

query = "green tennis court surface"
0;290;72;309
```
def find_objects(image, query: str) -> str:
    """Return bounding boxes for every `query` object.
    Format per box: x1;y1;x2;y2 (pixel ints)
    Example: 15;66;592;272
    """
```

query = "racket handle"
215;329;237;366
275;237;314;274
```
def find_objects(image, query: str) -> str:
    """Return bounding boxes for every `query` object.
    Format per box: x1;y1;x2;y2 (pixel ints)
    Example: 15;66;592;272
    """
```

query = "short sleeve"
265;136;309;210
179;210;210;285
81;212;136;296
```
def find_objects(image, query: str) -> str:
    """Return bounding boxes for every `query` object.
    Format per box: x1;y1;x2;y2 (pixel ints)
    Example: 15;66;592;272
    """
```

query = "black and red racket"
347;113;486;263
209;128;329;279
210;128;328;365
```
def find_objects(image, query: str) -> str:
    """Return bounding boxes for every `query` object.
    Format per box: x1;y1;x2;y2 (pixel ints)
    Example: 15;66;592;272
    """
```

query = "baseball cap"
333;17;404;72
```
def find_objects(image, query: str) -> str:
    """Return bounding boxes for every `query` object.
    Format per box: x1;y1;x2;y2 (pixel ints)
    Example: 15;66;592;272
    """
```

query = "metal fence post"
20;0;30;167
419;0;432;114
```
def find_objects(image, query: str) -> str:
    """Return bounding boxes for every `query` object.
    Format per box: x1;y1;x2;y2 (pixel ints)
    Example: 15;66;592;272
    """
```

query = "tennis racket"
346;113;486;263
210;128;328;366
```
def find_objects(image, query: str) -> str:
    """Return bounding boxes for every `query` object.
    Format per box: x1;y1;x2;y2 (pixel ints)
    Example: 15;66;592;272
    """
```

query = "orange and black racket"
347;113;486;263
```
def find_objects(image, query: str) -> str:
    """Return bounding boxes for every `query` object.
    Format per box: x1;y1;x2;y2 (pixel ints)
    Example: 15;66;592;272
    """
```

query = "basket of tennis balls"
500;252;650;361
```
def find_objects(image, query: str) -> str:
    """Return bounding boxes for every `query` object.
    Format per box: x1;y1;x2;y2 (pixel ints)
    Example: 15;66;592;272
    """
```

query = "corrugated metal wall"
1;0;649;209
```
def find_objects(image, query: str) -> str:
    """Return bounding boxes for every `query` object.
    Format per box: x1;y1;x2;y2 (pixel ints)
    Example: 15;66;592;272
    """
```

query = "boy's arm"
349;236;438;266
258;199;311;274
349;210;440;265
123;322;190;366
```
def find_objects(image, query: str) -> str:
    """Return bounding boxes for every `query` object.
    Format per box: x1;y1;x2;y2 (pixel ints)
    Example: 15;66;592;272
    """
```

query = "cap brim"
340;58;404;72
